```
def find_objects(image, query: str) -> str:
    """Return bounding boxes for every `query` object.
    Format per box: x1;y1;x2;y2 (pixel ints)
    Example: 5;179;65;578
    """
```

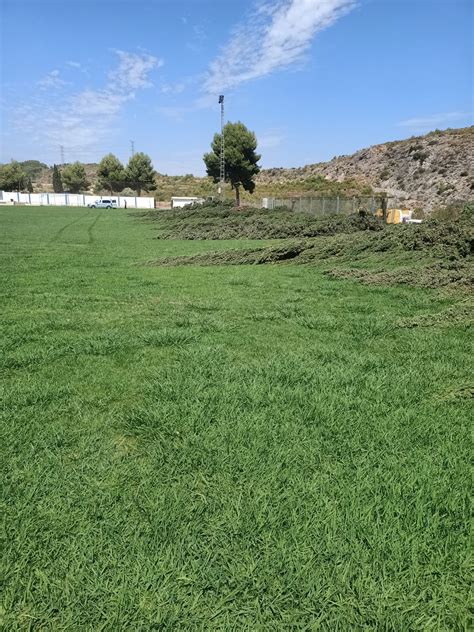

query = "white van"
88;199;117;209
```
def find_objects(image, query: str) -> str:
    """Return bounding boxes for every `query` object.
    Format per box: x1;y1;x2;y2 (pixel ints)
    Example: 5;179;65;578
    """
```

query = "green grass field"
1;206;471;630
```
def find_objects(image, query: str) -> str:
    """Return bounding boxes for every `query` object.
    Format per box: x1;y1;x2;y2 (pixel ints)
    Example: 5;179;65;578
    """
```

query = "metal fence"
262;195;400;216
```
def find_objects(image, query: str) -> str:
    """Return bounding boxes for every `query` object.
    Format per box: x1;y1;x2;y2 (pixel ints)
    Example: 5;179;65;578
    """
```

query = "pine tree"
0;161;27;191
97;154;125;194
52;164;64;193
204;122;260;206
62;162;89;193
124;153;156;197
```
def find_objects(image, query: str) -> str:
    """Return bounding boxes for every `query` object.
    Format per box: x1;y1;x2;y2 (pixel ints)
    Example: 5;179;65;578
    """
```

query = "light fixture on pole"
218;95;225;200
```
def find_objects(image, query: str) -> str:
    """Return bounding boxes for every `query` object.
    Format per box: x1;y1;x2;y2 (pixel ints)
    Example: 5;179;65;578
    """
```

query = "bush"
437;182;455;195
120;187;136;196
412;207;425;220
412;151;429;164
431;201;474;223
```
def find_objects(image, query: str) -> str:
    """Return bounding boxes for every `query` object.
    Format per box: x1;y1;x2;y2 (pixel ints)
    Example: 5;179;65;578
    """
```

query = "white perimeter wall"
171;197;204;208
0;191;155;209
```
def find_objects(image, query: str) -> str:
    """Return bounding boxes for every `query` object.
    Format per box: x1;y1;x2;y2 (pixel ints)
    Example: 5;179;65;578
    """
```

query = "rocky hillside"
258;127;474;210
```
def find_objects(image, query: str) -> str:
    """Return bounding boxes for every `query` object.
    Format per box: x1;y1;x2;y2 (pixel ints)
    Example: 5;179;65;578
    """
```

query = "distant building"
171;196;204;208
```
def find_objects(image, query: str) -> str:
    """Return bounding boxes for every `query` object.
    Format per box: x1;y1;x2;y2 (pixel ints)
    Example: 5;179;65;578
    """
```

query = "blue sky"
0;0;472;175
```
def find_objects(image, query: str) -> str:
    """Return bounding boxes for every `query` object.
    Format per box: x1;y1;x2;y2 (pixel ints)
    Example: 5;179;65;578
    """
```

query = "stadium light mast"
218;94;225;201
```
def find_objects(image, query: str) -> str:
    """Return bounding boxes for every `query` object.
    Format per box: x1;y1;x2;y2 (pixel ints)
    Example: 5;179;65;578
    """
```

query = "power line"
48;143;144;165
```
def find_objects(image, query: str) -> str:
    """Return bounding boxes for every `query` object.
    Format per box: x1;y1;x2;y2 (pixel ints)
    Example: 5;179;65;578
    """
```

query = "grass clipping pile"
137;199;383;240
142;202;473;291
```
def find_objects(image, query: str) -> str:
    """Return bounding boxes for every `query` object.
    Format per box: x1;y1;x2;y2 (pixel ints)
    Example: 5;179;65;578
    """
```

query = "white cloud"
71;89;130;117
38;69;68;89
14;50;161;157
186;23;208;54
156;1;352;120
398;112;472;130
110;50;163;90
160;82;186;95
193;23;206;40
204;0;355;94
160;73;202;97
66;61;82;69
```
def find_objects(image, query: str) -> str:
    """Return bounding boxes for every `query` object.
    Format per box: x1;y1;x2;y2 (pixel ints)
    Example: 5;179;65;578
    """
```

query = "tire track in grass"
49;209;92;243
87;212;102;244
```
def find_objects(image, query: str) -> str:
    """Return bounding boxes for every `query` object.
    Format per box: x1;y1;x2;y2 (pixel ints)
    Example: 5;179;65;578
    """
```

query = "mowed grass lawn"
0;206;470;630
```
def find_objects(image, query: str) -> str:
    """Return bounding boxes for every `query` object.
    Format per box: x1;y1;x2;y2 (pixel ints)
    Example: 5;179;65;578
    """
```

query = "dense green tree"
124;152;156;196
20;160;48;181
120;187;136;197
97;154;126;194
204;121;261;206
52;164;64;193
61;162;89;193
26;177;33;193
0;161;27;191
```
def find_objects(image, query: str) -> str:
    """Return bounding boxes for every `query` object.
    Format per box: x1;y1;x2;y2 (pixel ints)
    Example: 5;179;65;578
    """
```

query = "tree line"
53;153;156;196
0;153;156;197
0;161;34;193
2;120;262;205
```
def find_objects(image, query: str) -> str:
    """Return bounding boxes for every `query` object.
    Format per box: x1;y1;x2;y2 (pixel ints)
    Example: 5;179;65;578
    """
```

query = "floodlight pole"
218;94;225;201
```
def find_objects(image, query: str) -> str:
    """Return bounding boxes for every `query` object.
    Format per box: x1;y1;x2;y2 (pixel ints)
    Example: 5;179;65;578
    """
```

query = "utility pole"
130;140;135;158
380;194;388;222
218;95;225;201
60;145;65;165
